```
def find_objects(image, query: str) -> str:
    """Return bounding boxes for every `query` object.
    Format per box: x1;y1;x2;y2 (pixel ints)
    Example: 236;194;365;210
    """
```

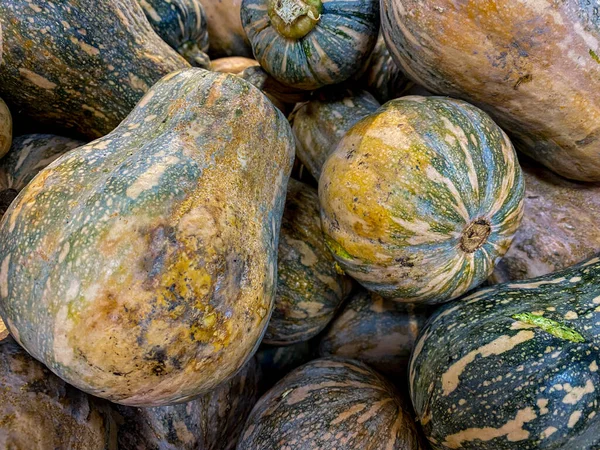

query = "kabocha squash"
492;158;600;284
255;341;314;392
318;290;429;379
238;357;422;449
0;134;85;216
0;0;189;139
0;69;295;406
264;179;349;345
241;0;380;90
381;1;600;182
203;0;253;58
320;96;525;304
291;87;380;180
0;99;12;159
211;57;259;74
410;254;600;450
114;357;260;450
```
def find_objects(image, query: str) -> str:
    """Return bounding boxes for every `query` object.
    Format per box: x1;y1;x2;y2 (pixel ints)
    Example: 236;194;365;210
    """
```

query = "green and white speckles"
512;313;585;343
0;99;12;159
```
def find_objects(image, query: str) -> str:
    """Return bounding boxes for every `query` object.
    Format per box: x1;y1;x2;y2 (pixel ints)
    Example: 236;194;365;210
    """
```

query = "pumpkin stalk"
460;218;491;253
268;0;322;39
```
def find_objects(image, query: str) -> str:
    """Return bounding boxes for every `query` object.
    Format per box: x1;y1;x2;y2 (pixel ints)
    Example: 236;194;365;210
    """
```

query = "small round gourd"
0;99;12;159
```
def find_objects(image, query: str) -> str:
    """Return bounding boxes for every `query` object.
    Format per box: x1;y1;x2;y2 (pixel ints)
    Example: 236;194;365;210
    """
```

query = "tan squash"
0;99;12;159
203;0;252;58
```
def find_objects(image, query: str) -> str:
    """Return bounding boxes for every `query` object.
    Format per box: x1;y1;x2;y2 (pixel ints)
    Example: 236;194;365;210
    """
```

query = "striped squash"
240;0;380;90
138;0;210;68
0;69;295;406
0;99;11;159
256;341;314;393
291;87;380;180
319;96;525;304
203;0;253;58
238;357;422;449
0;0;188;139
410;254;600;449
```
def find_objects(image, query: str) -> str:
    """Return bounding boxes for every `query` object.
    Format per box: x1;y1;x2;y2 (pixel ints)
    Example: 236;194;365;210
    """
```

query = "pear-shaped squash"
211;57;259;75
410;254;600;449
0;69;295;406
241;0;380;90
0;99;11;159
0;0;189;139
320;96;525;304
203;0;253;58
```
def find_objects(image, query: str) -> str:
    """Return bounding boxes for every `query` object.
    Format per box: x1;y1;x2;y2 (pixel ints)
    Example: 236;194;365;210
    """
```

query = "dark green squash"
138;0;210;68
255;341;315;393
238;357;422;449
320;96;525;304
0;0;189;139
410;254;600;449
0;69;295;406
203;0;253;58
290;87;380;180
241;0;380;90
264;179;350;345
0;99;12;159
211;56;259;75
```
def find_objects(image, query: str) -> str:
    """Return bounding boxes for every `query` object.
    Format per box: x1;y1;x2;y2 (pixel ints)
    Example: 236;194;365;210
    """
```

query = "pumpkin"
410;254;600;449
0;0;189;139
492;157;600;284
290;87;380;180
319;96;525;304
318;289;429;380
0;99;11;159
203;0;253;58
238;357;422;449
0;134;85;216
240;65;310;106
113;356;260;450
381;1;600;182
137;0;210;68
0;69;295;406
256;341;314;393
263;179;349;345
240;0;380;90
211;56;259;74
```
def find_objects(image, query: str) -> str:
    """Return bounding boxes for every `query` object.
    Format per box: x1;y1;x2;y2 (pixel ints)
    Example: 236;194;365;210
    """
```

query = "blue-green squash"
238;357;422;449
0;69;295;406
410;254;600;449
0;0;189;139
0;99;12;159
319;96;525;304
138;0;210;68
240;0;380;90
256;341;315;393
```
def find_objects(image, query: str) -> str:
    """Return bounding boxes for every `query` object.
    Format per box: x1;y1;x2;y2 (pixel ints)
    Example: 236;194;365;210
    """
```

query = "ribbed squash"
381;1;600;181
241;0;380;90
291;87;380;180
0;0;189;138
114;356;260;450
0;134;85;216
238;357;422;449
264;179;349;345
203;0;253;58
492;158;600;284
211;57;259;74
0;69;295;406
138;0;210;68
410;254;600;449
0;99;11;159
320;96;524;304
256;341;314;392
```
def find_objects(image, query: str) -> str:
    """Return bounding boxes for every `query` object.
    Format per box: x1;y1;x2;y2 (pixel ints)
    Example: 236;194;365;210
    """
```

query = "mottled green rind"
238;357;422;450
0;69;295;406
0;0;189;139
0;99;12;159
255;341;315;394
410;254;600;449
512;313;585;343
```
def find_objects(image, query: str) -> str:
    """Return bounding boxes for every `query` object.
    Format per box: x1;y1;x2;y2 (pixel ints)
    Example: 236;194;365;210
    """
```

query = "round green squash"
0;0;189;139
113;356;260;450
238;357;422;449
203;0;253;58
255;341;314;393
319;96;525;304
0;99;12;159
0;69;295;406
210;56;260;75
0;134;85;217
264;179;350;345
381;1;600;181
240;0;380;90
290;87;380;180
410;254;600;449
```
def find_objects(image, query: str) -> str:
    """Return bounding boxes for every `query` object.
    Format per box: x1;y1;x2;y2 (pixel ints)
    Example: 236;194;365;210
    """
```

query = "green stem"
268;0;322;40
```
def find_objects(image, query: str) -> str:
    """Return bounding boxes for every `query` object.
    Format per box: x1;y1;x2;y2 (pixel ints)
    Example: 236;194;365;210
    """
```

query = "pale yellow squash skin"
0;99;12;159
210;56;259;74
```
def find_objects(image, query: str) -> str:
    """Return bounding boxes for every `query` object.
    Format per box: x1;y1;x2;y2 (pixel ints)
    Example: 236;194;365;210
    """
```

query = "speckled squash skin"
291;87;380;180
0;0;189;139
238;357;422;449
0;134;85;216
0;99;12;159
320;96;525;304
263;179;349;345
114;356;260;450
203;0;253;58
138;0;210;68
241;0;380;90
211;57;259;74
256;341;314;392
492;158;600;284
381;1;600;181
318;290;429;379
410;254;600;449
0;326;117;450
0;69;295;406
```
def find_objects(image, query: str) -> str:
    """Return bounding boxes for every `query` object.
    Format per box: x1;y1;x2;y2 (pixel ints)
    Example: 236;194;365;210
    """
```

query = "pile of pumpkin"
0;0;599;449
